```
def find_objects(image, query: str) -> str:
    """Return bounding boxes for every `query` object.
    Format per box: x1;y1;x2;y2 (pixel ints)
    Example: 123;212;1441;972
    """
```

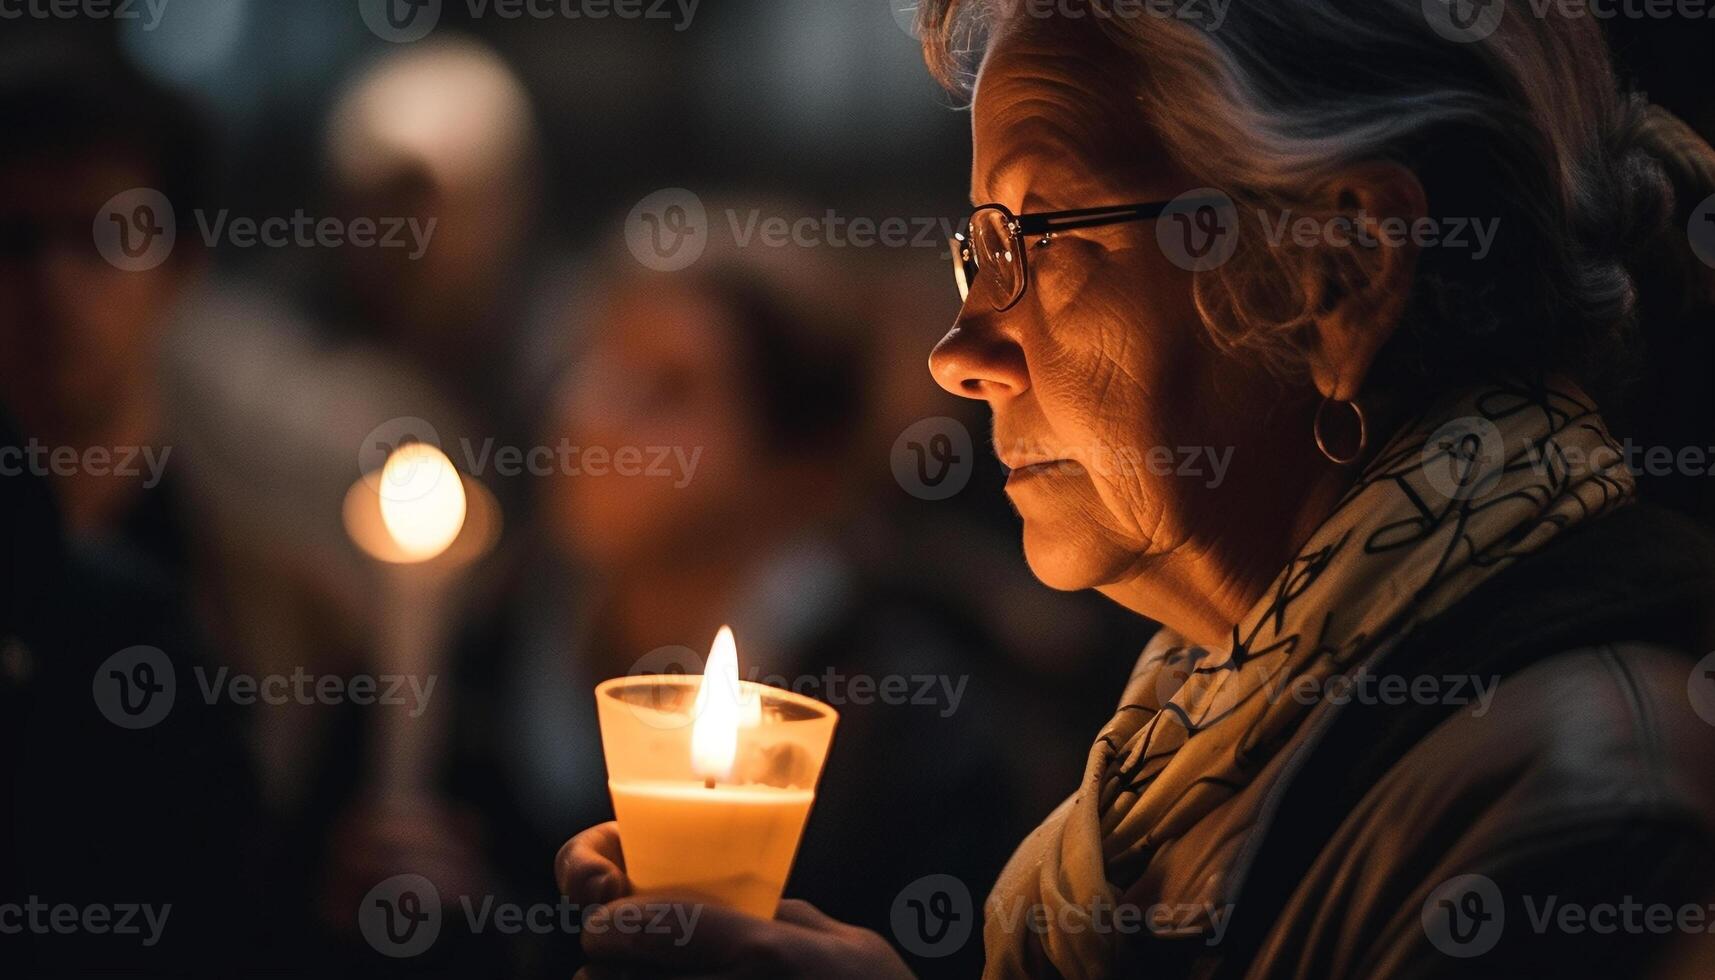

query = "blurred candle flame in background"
378;442;468;562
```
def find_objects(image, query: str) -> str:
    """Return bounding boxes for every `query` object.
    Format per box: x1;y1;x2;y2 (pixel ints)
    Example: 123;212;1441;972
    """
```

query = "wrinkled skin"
928;23;1370;649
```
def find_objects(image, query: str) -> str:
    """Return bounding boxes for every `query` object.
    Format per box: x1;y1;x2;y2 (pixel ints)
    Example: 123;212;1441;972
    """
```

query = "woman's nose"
929;316;1029;402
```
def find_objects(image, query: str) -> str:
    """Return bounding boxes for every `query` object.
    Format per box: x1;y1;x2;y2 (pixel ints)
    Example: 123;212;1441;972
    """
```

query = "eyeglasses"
950;199;1215;311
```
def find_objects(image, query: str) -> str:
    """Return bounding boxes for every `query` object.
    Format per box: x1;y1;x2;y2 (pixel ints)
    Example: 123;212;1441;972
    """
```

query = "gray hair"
921;0;1715;395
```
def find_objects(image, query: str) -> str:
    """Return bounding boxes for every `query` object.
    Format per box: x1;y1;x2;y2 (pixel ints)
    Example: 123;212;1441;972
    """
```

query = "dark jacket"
1144;504;1715;979
1;415;266;977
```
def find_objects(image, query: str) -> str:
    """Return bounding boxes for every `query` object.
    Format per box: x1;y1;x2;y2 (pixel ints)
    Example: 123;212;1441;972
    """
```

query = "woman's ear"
1300;162;1428;401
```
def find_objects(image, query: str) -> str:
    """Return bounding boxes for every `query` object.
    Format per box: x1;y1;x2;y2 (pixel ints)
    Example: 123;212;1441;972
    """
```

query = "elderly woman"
557;2;1715;977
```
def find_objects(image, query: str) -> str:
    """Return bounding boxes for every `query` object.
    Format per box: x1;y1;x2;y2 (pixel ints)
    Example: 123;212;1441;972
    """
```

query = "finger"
773;899;840;930
556;822;629;903
582;895;788;971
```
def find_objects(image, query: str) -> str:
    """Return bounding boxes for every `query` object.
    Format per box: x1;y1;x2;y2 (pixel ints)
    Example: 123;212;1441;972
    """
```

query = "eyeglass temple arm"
1014;198;1227;236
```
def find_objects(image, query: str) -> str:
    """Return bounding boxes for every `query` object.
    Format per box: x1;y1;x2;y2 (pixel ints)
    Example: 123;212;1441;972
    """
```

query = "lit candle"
597;628;837;919
344;440;498;797
376;441;468;562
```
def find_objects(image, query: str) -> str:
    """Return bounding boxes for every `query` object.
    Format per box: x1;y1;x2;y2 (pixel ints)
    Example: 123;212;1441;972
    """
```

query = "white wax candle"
609;780;816;919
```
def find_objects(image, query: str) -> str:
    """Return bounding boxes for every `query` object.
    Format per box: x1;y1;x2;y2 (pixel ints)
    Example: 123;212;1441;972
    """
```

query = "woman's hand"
556;822;916;979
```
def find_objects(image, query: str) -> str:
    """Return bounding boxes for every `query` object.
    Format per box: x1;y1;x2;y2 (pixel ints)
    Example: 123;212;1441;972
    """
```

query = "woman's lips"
1004;458;1081;484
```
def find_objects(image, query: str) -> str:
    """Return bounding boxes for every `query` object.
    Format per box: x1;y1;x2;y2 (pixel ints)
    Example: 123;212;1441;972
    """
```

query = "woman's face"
550;280;760;570
929;23;1308;607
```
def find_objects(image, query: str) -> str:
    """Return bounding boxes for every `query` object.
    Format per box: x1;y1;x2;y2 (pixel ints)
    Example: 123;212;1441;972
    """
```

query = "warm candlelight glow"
377;443;467;562
690;625;759;784
597;631;837;918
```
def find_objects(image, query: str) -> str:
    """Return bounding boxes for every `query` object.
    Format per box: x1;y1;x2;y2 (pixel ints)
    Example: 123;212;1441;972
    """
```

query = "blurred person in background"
316;35;545;440
314;232;1063;978
154;35;539;872
0;41;204;569
0;408;262;977
0;43;264;975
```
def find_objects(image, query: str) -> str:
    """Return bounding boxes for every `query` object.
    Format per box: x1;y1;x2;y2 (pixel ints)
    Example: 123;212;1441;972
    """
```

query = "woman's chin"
1020;519;1122;593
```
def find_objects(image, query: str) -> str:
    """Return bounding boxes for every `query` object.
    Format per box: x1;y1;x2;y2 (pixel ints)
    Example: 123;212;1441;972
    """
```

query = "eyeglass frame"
951;197;1226;312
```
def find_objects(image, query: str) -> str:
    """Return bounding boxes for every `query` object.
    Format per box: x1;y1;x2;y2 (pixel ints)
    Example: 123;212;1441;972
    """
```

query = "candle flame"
691;626;758;783
378;442;467;562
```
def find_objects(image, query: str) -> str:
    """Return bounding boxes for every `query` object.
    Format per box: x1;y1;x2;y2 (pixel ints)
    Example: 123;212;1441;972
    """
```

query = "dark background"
1;2;1711;978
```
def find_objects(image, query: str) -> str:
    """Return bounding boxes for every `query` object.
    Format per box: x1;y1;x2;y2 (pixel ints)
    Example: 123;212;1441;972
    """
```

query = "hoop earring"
1314;397;1368;465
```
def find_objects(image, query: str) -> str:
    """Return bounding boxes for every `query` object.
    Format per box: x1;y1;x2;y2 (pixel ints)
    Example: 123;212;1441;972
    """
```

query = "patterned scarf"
984;381;1636;979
